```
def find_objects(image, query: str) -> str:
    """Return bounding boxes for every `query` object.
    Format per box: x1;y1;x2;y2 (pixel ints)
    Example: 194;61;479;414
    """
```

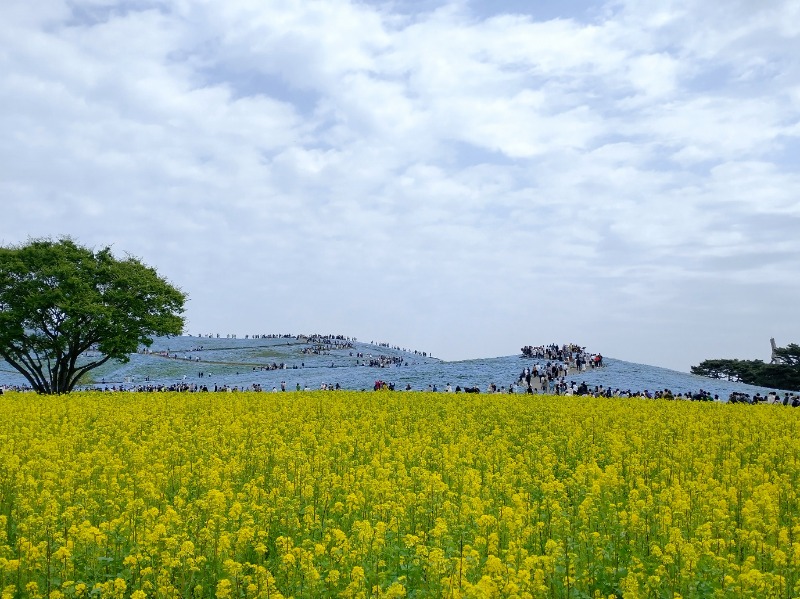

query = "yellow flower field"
0;391;799;599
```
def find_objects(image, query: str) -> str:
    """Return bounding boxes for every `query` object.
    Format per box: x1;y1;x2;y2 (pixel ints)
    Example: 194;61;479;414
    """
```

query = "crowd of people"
251;363;289;371
521;344;603;369
360;355;407;367
512;344;604;395
299;334;354;343
3;379;799;404
188;333;295;339
729;391;800;406
521;343;587;361
298;335;355;352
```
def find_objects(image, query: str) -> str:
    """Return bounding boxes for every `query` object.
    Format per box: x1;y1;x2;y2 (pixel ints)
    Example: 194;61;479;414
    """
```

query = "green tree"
691;344;800;391
0;237;187;394
772;343;800;366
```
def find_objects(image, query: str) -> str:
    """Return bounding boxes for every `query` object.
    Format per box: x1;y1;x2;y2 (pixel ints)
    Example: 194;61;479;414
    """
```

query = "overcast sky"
2;0;799;372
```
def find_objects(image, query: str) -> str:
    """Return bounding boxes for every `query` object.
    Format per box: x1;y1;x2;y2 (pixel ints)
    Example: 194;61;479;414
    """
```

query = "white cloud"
1;0;799;371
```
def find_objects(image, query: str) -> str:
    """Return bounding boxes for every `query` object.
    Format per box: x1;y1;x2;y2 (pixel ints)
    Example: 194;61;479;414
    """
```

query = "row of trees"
691;344;800;391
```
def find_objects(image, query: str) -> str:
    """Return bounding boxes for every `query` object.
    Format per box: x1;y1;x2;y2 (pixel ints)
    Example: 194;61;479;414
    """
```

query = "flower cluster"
0;392;798;598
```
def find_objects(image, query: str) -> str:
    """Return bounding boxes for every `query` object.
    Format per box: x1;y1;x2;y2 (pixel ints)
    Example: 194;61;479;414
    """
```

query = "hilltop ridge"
1;334;795;400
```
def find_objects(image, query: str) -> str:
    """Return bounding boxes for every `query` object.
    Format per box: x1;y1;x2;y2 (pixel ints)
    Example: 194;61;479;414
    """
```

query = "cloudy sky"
2;0;799;371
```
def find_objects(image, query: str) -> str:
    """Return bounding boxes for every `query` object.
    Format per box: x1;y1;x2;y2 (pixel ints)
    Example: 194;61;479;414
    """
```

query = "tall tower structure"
770;338;787;364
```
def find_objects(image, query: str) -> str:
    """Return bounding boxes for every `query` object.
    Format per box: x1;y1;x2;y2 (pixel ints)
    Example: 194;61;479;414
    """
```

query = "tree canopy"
772;343;800;366
691;343;800;391
0;238;186;394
